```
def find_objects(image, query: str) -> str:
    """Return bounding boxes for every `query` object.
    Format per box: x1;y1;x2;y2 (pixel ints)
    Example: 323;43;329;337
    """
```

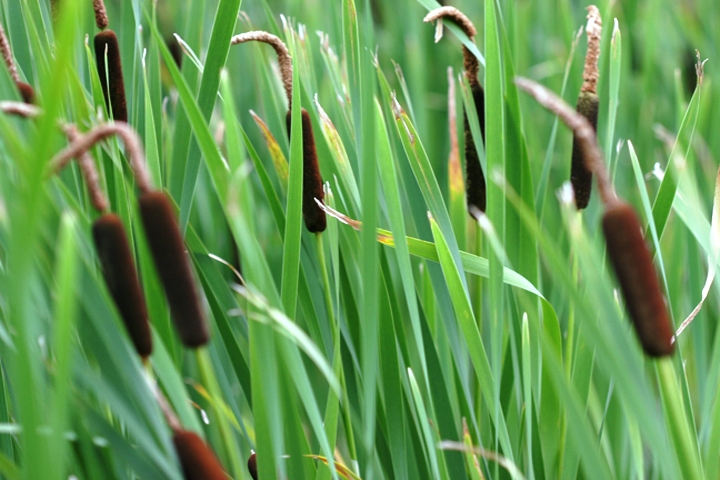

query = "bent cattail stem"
230;31;293;107
139;191;209;348
172;429;227;480
424;7;486;214
1;100;40;118
94;30;128;122
602;201;674;356
63;124;109;213
247;452;258;480
49;122;152;194
92;214;153;358
571;5;602;209
92;0;109;30
286;109;327;233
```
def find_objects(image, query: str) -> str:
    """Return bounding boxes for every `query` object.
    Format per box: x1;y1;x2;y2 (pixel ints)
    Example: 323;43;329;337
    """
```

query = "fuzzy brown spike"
172;430;227;480
139;191;209;348
94;30;127;122
464;84;486;214
167;35;183;69
602;201;674;356
15;81;35;105
286;108;326;233
92;214;153;359
92;0;109;30
247;452;258;480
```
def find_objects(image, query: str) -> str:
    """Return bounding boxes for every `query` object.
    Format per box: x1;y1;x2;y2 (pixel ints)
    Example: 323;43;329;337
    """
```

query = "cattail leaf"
406;368;442;479
604;19;622;169
251;110;289;187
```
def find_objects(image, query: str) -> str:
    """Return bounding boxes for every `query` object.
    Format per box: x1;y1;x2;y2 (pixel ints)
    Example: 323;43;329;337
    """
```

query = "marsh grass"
0;0;718;478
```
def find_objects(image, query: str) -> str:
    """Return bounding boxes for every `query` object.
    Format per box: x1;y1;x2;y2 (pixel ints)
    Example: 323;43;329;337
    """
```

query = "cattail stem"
424;7;486;214
1;100;39;117
49;122;152;194
92;0;109;30
0;22;18;83
230;31;293;107
515;77;615;206
63;124;109;213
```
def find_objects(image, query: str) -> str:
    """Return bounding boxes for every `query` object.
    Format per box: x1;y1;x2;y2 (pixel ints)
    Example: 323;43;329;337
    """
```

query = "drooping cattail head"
172;429;227;480
602;201;674;356
139;191;209;348
15;81;34;104
424;7;486;215
247;452;258;480
92;213;153;359
286;108;326;233
94;30;127;122
571;5;602;209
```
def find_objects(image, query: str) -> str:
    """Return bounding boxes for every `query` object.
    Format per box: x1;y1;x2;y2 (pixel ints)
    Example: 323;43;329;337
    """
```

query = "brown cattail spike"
139;191;209;348
92;0;109;30
424;7;486;214
92;214;153;358
15;81;35;104
167;35;183;69
0;22;18;83
94;30;128;122
247;452;258;480
286;109;326;233
571;6;602;209
172;430;227;480
602;201;674;356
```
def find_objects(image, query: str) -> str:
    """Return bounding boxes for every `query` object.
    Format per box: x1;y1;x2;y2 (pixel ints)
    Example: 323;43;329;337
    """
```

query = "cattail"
516;77;675;357
139;191;209;348
602;201;674;356
286;109;326;232
92;214;153;358
167;35;183;69
231;31;327;233
571;6;602;209
94;30;128;122
247;452;258;480
172;429;227;480
15;81;34;104
424;7;486;216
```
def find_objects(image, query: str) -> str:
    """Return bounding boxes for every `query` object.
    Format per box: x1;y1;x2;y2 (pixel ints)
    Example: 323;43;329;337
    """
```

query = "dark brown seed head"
139;191;209;348
92;213;153;358
94;30;127;123
602;201;674;356
286;108;326;233
571;91;599;209
172;430;227;480
15;81;34;104
463;83;486;215
247;452;258;480
167;35;183;69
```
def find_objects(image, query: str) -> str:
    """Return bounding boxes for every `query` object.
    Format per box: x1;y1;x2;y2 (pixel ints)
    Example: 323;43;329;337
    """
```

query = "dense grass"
0;0;718;478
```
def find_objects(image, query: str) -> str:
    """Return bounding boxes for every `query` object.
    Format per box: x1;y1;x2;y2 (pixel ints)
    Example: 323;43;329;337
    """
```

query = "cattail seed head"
464;84;486;214
172;429;227;480
94;30;127;123
571;91;599;209
286;108;327;233
15;81;35;105
247;452;258;480
602;201;674;356
139;191;209;348
167;35;183;69
92;214;153;358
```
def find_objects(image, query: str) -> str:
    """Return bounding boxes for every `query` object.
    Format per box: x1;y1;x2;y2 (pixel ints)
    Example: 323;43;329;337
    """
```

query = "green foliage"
0;0;718;478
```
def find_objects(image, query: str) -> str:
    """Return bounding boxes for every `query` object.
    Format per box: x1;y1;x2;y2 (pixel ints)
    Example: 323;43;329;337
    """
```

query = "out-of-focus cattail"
139;191;209;348
231;31;327;233
286;109;326;232
516;77;674;357
15;81;34;104
94;30;127;122
602;201;674;356
92;214;153;358
247;452;258;480
167;35;183;69
571;6;602;209
424;7;486;216
172;429;227;480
